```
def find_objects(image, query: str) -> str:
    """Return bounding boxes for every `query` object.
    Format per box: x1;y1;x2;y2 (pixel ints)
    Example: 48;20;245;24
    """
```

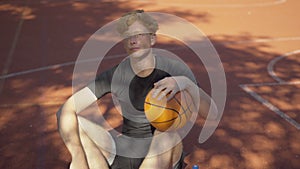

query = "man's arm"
184;77;218;120
56;87;97;169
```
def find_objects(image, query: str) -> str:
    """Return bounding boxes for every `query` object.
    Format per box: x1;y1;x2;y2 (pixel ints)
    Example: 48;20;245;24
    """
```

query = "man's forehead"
121;21;152;38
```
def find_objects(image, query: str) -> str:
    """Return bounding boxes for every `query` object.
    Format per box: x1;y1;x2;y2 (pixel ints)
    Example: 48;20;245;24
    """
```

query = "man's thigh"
78;116;116;165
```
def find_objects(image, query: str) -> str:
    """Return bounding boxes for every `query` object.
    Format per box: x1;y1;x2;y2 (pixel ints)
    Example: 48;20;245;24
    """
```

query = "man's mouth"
130;47;140;52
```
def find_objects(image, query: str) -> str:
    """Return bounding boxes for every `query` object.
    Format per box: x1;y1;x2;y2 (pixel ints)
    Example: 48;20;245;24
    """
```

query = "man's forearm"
185;79;218;120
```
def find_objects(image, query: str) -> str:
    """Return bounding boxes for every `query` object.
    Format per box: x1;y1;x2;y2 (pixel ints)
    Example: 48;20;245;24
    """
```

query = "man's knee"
153;130;182;147
148;130;183;158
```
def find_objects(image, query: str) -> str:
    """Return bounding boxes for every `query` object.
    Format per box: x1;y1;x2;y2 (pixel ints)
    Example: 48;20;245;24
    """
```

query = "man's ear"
150;34;156;46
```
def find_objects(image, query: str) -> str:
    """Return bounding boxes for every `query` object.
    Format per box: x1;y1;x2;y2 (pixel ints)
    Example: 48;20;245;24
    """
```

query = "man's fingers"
166;90;177;101
153;77;167;88
152;77;180;100
156;88;172;100
152;86;166;98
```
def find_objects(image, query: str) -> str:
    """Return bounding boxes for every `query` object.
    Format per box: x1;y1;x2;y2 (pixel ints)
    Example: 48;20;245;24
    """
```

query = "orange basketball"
144;89;195;131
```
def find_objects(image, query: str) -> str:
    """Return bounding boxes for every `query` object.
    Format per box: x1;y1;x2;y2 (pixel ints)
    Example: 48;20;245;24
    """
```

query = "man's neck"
130;53;155;77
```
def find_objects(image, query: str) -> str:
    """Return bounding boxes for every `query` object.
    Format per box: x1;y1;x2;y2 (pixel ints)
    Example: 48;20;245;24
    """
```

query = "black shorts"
110;153;184;169
110;155;143;169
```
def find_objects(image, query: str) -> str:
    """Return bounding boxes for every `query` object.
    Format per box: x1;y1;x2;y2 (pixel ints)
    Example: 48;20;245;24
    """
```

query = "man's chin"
129;49;150;58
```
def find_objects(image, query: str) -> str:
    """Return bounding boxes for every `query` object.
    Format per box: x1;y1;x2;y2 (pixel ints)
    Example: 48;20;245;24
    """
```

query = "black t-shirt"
87;55;197;138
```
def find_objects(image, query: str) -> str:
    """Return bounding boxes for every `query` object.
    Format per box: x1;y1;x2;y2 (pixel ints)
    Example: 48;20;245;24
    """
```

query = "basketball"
144;89;195;131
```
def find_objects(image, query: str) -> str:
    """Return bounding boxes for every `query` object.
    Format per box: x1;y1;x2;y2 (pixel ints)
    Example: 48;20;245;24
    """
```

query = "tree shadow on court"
178;36;300;169
0;1;133;169
1;1;300;169
0;104;71;169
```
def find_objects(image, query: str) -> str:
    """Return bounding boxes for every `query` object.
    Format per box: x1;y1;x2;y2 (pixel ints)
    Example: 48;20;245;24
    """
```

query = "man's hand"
152;76;192;100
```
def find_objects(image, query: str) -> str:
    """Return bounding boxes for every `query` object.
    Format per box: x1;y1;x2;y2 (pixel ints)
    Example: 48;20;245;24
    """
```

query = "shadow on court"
0;1;299;169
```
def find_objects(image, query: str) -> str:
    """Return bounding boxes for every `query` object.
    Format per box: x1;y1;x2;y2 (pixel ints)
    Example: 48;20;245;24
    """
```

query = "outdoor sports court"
0;0;299;168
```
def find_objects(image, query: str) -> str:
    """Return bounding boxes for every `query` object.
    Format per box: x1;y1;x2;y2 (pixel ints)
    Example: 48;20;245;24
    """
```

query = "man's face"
122;21;156;58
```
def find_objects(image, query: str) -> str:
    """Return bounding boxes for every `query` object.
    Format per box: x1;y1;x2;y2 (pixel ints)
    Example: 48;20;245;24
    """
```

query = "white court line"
240;81;300;87
222;36;300;45
0;5;27;93
0;101;63;108
240;49;300;130
1;36;300;80
240;84;300;130
0;53;127;79
267;49;300;83
135;0;286;8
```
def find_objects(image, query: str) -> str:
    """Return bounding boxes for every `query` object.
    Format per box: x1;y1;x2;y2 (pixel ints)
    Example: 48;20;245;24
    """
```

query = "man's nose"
129;35;138;44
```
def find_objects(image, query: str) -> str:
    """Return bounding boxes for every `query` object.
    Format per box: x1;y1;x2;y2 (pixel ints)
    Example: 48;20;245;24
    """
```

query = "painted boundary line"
240;82;300;130
0;101;63;108
0;2;28;94
222;36;300;45
240;50;300;130
0;53;127;79
267;49;300;83
125;0;287;8
1;36;300;80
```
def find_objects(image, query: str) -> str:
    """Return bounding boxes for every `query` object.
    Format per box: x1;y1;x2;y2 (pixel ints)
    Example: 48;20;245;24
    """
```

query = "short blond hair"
116;10;159;35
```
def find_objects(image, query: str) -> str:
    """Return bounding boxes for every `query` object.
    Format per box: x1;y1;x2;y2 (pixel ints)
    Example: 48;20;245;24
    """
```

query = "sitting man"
56;10;214;169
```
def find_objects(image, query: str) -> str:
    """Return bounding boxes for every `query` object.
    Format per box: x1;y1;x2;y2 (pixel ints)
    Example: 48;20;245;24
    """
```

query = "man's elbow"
206;100;219;120
199;98;219;120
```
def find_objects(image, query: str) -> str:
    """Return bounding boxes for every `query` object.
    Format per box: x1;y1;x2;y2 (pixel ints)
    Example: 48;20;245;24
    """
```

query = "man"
57;10;214;169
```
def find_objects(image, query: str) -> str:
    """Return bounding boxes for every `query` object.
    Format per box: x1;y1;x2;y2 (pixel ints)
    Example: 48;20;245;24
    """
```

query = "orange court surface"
1;0;300;169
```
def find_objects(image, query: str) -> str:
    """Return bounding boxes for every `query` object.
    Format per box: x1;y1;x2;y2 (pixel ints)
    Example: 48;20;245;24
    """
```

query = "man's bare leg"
77;116;116;169
139;131;183;169
78;126;110;169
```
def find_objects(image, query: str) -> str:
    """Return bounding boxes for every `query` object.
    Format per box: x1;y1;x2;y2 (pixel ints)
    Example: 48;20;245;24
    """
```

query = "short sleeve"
87;66;117;99
156;56;198;86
